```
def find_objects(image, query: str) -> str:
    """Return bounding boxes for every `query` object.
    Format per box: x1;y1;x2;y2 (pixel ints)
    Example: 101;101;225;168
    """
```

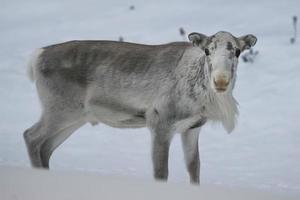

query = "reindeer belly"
84;96;146;128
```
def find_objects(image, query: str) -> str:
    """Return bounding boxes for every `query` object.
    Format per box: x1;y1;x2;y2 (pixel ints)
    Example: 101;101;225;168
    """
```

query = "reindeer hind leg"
24;114;85;168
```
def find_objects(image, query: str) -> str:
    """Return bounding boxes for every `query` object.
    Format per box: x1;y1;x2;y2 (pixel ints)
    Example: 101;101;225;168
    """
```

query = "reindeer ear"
188;32;209;48
238;34;257;50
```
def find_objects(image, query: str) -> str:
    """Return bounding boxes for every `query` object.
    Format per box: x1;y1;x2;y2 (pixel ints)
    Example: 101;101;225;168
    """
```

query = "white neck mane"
204;90;239;133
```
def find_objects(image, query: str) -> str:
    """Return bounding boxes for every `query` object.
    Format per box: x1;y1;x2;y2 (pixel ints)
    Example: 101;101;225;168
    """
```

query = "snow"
1;167;297;200
0;0;300;197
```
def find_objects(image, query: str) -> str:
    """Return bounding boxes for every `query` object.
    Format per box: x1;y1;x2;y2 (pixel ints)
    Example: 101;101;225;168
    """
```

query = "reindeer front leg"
147;108;174;181
181;127;201;184
151;130;173;180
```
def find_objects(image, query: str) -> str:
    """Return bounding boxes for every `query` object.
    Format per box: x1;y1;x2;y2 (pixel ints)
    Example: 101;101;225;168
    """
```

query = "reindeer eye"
204;48;210;56
235;49;241;57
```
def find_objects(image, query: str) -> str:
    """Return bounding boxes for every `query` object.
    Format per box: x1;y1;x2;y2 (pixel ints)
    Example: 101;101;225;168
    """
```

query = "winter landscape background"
0;0;299;197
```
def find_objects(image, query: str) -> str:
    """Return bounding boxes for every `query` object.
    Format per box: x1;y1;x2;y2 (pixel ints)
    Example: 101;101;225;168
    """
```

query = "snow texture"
1;167;297;200
0;0;299;197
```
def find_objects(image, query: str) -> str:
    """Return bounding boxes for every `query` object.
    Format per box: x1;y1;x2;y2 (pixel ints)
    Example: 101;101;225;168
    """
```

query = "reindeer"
24;31;257;184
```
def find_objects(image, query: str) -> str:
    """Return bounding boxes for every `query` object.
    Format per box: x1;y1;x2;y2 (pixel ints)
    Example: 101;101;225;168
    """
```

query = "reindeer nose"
213;76;230;92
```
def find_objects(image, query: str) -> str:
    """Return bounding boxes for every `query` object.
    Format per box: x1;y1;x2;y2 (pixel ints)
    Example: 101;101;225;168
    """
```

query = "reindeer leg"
181;127;201;184
24;112;85;169
147;109;174;181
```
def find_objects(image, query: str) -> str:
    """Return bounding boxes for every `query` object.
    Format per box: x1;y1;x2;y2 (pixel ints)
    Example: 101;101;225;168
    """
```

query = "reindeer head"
188;31;257;93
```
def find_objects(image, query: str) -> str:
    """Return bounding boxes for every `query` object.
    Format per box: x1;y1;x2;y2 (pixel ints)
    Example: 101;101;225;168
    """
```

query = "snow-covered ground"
1;167;297;200
0;0;299;197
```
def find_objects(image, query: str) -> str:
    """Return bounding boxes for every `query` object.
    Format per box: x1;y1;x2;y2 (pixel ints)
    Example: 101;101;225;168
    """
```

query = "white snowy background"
0;0;299;196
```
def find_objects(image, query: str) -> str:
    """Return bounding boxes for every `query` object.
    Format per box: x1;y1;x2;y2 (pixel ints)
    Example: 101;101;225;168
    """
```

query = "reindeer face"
188;31;257;93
